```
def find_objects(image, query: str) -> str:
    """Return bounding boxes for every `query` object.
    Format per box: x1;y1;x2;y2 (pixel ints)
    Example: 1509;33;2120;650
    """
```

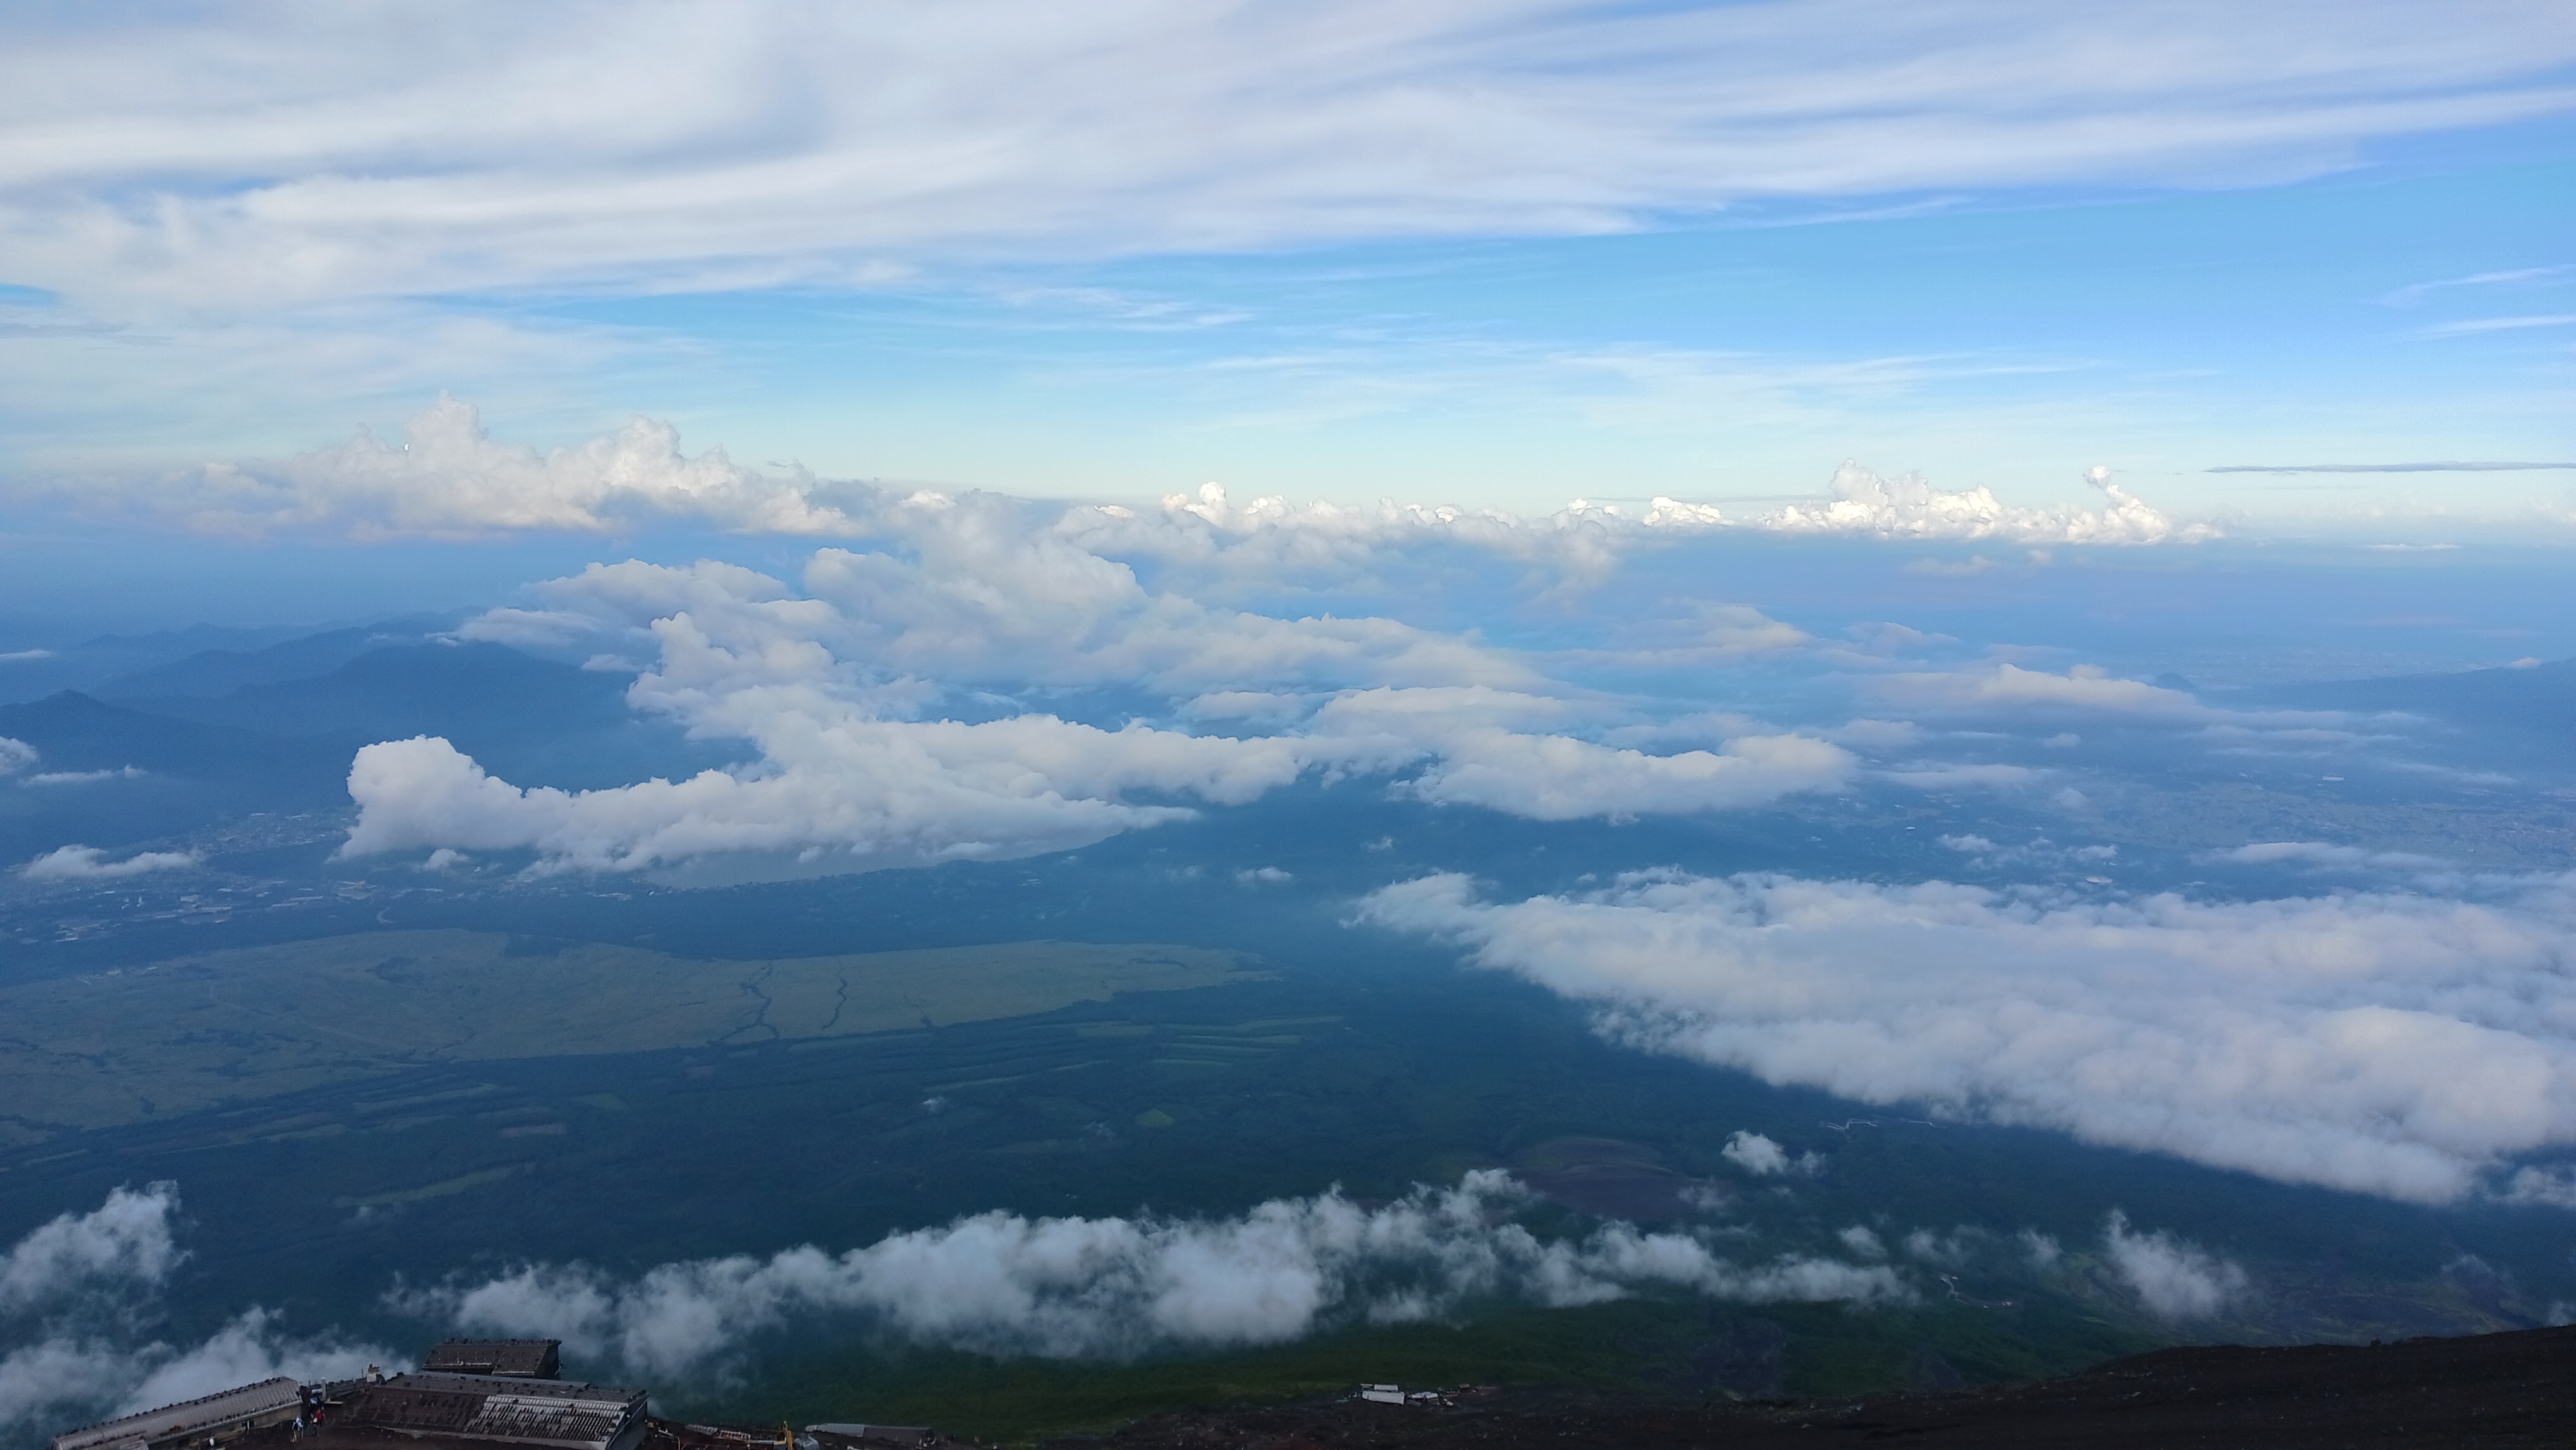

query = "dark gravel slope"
1042;1324;2576;1450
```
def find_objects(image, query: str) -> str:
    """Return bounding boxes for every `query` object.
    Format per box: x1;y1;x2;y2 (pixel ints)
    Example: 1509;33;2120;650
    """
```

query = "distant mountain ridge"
0;612;469;704
92;619;455;701
2256;654;2576;716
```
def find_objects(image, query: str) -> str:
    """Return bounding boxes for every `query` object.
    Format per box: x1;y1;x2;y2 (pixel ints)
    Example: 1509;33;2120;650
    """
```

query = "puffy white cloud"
33;397;862;541
1;1314;389;1437
14;3;2568;309
345;531;1849;877
402;1172;1904;1381
2496;1166;2576;1208
1720;1132;1820;1177
0;738;35;776
1357;869;2576;1204
1063;486;1641;595
340;709;1848;879
1753;465;2215;545
0;1186;391;1441
1900;1229;1972;1266
0;1183;182;1314
111;1310;385;1417
1393;729;1852;821
2101;1211;2246;1321
340;725;1236;880
20;846;201;881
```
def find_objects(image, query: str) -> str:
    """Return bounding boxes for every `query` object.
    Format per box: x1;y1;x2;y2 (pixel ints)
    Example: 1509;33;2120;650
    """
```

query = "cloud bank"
122;397;861;541
403;1171;1903;1381
340;515;1858;877
25;403;2213;553
0;1184;182;1315
224;403;2261;883
1359;870;2576;1204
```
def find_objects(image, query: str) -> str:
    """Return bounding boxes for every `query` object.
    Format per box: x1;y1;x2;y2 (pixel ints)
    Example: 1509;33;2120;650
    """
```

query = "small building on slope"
422;1342;564;1381
342;1372;647;1450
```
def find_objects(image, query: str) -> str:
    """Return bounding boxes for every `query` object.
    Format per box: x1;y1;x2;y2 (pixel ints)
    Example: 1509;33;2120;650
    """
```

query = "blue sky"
554;149;2576;516
1;0;2570;537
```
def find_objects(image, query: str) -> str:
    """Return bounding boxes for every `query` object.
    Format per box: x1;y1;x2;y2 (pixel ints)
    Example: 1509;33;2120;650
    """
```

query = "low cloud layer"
341;515;1856;877
403;1172;1904;1381
20;846;201;882
0;1187;389;1440
0;1184;182;1314
1359;870;2576;1204
1755;465;2211;545
2102;1211;2247;1321
189;398;852;541
26;404;2214;553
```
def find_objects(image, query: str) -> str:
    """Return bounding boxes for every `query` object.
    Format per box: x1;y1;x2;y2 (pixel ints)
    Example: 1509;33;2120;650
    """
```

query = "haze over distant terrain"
1;3;2572;1445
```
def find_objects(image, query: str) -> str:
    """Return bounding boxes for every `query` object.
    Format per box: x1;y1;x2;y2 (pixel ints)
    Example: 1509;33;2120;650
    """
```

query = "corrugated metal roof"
347;1373;644;1450
51;1377;302;1450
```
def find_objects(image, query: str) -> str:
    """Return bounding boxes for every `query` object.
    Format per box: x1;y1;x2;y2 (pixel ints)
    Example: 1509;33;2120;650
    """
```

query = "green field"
0;932;1255;1132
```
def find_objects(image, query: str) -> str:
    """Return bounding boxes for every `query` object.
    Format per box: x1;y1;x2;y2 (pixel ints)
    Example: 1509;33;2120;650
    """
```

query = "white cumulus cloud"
1753;465;2214;545
2102;1211;2247;1321
20;846;201;881
0;1185;391;1441
0;1184;182;1314
1721;1131;1821;1177
1357;868;2576;1204
33;397;862;541
400;1172;1904;1382
342;534;1851;878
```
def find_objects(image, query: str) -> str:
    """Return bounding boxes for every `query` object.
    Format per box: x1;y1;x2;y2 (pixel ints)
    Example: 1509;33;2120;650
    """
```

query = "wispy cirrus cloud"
6;2;2572;310
2417;314;2576;337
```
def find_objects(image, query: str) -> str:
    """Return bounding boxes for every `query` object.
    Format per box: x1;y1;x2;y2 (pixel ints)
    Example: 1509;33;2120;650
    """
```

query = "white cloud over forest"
1359;869;2576;1204
339;498;1862;877
0;1187;389;1440
0;1184;182;1314
2101;1211;2248;1321
402;1171;1904;1381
